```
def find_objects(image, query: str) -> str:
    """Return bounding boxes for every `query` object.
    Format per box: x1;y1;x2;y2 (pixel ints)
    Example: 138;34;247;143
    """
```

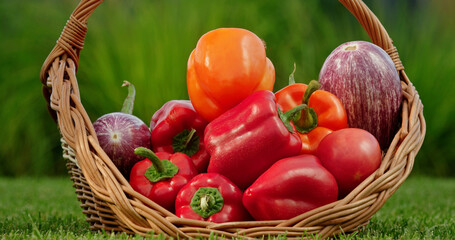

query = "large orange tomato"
187;28;275;122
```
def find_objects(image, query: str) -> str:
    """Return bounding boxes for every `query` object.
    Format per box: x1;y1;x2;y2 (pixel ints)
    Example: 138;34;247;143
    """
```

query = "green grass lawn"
1;175;454;239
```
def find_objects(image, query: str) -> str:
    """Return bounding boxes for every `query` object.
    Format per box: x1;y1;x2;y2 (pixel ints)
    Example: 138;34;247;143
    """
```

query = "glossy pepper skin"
275;79;348;154
187;28;275;122
150;100;209;173
243;154;339;221
129;147;198;212
175;173;251;223
205;90;303;190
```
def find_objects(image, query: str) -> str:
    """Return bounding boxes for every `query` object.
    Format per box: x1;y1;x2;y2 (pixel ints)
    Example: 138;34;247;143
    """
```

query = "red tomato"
316;128;381;198
187;28;275;122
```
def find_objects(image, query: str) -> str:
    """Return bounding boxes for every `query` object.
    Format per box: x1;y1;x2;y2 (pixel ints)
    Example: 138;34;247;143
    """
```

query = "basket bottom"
66;161;133;234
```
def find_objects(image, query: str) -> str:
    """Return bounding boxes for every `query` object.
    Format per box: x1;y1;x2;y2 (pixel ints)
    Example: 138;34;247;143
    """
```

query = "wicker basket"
40;0;425;238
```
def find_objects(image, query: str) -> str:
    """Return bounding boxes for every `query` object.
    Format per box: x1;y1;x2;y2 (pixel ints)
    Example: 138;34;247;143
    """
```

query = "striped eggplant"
318;41;402;149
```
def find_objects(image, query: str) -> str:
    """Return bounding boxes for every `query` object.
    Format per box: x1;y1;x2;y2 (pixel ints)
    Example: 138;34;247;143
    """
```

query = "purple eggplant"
93;81;151;178
318;41;402;149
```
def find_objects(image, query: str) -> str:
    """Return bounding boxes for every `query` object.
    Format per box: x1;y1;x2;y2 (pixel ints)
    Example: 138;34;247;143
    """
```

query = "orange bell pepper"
275;70;348;154
187;28;275;122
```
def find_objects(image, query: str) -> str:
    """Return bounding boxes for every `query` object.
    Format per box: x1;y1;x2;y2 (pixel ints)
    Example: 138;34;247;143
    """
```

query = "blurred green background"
0;0;454;177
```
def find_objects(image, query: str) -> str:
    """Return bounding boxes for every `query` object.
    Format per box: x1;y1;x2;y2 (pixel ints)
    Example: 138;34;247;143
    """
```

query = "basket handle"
338;0;404;71
40;0;104;121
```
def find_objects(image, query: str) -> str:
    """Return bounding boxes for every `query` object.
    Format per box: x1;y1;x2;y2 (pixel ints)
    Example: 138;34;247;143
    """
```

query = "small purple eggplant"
93;81;151;178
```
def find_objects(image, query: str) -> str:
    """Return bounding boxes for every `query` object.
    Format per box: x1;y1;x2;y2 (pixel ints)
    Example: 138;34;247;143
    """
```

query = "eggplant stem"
121;80;136;114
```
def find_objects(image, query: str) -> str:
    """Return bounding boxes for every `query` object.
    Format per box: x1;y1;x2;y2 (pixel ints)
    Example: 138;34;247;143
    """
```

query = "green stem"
302;80;321;104
200;194;212;212
288;63;297;85
121;80;136;114
293;80;321;133
135;147;179;183
278;104;308;133
293;107;318;133
134;147;165;173
172;129;200;157
190;187;224;218
184;128;197;149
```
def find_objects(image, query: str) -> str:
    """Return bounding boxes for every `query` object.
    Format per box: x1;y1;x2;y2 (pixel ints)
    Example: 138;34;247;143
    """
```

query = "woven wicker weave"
40;0;425;238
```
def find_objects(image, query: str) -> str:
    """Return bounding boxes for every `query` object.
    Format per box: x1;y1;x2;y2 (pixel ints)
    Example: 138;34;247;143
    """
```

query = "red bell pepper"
175;172;251;223
150;100;209;173
243;154;338;220
129;147;198;212
205;90;304;190
275;74;348;154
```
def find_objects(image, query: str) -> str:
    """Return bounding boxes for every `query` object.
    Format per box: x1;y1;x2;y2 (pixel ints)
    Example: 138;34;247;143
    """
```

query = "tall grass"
0;0;453;176
0;0;77;176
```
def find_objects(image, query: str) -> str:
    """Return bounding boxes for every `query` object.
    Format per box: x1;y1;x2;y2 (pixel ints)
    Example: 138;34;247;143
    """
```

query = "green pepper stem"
184;128;197;149
293;107;318;133
200;194;212;211
302;80;321;104
121;80;136;114
293;80;321;133
278;104;308;133
172;129;200;157
134;147;165;173
190;187;224;218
